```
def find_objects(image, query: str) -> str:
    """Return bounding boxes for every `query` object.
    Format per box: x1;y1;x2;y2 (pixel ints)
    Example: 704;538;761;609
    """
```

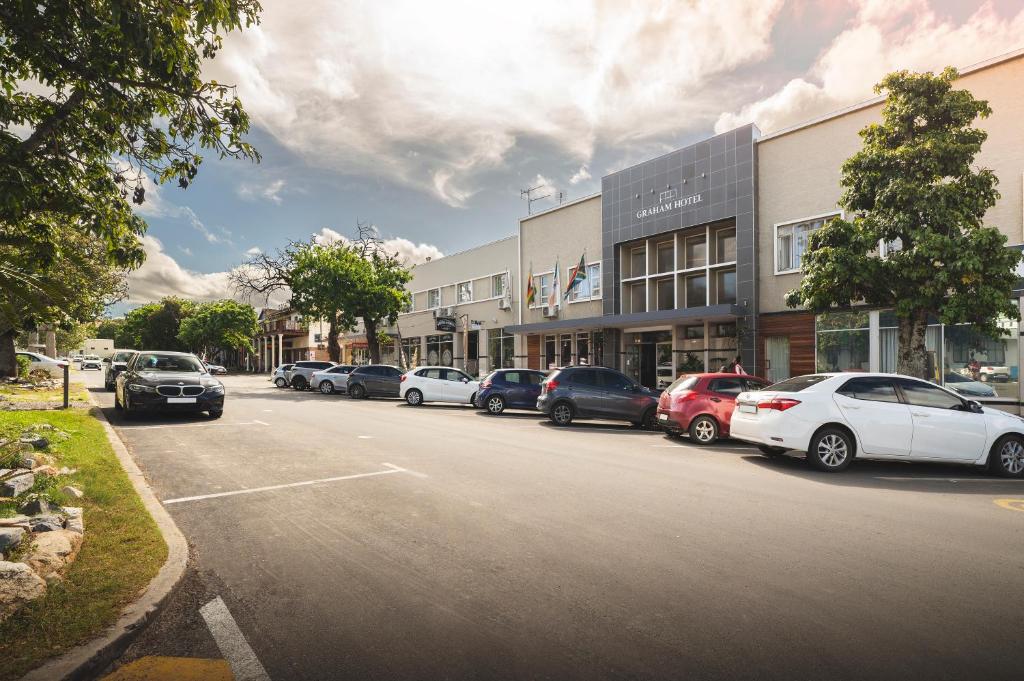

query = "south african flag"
564;253;587;299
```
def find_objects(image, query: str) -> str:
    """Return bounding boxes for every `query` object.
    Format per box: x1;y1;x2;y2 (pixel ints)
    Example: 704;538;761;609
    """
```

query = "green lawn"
0;409;167;680
0;382;90;403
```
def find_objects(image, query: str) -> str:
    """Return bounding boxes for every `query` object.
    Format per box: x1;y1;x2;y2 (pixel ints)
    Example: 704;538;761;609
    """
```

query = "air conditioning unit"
437;306;454;317
498;296;512;310
543;305;559;318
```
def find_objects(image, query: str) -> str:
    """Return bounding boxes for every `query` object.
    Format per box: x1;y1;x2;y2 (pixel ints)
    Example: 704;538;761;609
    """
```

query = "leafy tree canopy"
119;297;196;351
178;299;258;358
785;67;1020;378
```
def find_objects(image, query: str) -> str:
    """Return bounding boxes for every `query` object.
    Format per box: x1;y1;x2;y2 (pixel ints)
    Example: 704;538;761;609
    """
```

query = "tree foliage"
119;297;196;351
178;299;258;358
785;67;1020;378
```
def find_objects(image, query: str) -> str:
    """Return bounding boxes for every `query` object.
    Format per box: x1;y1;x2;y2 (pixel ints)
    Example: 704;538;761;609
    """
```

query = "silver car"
312;365;357;394
272;363;295;388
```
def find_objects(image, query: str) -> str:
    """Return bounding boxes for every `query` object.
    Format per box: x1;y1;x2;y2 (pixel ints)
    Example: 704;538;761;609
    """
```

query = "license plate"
167;397;197;404
658;413;668;421
738;404;757;414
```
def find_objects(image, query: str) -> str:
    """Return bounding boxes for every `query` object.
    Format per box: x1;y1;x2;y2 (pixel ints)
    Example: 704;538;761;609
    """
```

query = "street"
83;370;1024;681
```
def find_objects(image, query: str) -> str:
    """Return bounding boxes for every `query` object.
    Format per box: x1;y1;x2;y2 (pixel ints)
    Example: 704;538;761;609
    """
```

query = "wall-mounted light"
682;179;687;184
701;172;706;178
635;193;640;199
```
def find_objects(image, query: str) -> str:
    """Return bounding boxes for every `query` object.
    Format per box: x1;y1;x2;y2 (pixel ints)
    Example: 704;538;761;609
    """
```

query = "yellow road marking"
994;498;1024;513
101;656;234;680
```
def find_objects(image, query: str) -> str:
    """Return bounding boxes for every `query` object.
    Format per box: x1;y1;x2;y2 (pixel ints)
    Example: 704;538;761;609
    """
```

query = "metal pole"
63;362;69;409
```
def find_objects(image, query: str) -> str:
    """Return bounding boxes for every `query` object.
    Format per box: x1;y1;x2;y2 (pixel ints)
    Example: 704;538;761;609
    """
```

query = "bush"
15;355;31;379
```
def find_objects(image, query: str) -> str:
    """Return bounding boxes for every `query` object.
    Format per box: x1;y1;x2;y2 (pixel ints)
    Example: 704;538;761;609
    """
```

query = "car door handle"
912;412;930;418
709;397;721;402
842;405;860;410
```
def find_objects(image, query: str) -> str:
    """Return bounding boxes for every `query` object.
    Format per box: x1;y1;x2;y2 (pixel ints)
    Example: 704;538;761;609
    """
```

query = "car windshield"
768;374;831;392
113;351;134;362
135;354;204;372
666;376;700;392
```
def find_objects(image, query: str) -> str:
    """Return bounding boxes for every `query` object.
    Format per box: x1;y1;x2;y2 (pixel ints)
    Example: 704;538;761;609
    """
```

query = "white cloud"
569;165;591;185
238;177;287;204
207;0;785;206
245;246;262;256
178;246;193;257
312;227;443;265
715;0;1024;134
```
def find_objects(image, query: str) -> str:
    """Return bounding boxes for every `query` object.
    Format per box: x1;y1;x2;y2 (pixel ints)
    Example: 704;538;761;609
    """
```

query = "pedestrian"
730;355;747;375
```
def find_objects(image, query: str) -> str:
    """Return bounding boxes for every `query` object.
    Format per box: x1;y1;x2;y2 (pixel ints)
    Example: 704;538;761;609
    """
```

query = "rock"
33;465;59;478
28;515;64;533
57;467;78;476
1;471;34;497
23;452;53;469
19;435;48;450
18;497;57;516
0;527;25;552
61;485;84;499
0;469;10;478
64;515;84;534
0;516;31;530
0;561;46;622
24;530;82;580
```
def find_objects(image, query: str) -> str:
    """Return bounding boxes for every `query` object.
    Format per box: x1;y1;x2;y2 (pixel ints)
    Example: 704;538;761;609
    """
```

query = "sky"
125;0;1024;309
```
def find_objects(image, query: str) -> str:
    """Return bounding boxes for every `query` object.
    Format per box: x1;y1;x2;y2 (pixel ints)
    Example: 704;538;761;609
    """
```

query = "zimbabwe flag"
526;265;536;306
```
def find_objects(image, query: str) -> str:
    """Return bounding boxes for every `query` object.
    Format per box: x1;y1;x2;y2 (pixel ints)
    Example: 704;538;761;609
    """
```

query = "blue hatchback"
474;369;548;414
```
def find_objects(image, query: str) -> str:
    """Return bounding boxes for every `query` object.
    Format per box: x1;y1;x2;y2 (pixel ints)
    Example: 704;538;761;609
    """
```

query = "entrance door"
655;341;673;389
527;335;540;370
765;336;790;383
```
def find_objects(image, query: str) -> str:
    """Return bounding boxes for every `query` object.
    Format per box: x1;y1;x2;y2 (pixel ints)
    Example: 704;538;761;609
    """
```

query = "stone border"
20;393;189;681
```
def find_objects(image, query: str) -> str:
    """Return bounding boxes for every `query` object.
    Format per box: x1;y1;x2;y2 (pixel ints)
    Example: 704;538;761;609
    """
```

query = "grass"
0;382;90;403
0;409;167;681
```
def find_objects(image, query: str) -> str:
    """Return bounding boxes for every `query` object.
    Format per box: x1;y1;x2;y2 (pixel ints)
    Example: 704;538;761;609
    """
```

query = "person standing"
731;355;747;375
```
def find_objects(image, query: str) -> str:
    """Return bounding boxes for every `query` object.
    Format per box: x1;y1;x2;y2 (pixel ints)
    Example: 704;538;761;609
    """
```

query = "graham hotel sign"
634;192;703;220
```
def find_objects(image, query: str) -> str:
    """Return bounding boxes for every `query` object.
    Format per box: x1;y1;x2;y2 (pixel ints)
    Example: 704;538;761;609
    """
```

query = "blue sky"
125;0;1024;307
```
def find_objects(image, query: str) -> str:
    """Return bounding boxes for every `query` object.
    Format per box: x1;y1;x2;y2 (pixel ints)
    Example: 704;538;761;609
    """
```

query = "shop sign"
435;316;457;333
635;192;703;220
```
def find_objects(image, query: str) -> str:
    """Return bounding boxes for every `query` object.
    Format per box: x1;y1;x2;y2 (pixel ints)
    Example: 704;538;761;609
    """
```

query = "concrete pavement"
83;370;1024;680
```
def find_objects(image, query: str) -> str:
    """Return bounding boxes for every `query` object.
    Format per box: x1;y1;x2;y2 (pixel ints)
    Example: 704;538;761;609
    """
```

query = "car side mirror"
967;400;983;413
102;357;111;363
461;377;469;383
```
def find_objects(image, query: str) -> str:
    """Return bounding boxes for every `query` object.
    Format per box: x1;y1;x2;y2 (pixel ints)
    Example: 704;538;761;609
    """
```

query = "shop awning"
504;304;743;334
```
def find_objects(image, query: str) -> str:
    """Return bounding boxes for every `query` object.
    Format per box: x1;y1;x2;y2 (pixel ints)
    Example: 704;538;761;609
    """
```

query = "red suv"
656;373;769;445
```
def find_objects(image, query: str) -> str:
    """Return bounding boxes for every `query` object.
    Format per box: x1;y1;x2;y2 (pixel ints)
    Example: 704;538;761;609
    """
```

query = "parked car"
70;355;83;366
15;351;68;378
81;355;102;370
346;365;404;399
104;350;138;391
731;372;1024;477
656;373;769;444
312;364;357;394
475;369;548;414
287;361;336;390
978;361;1010;382
115;351;225;418
944;372;997;398
203;361;228;375
272;364;295;388
536;366;660;428
400;366;479;406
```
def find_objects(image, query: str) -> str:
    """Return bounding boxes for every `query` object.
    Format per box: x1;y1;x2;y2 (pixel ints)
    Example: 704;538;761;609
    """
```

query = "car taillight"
481;380;492;388
544;379;559;392
400;375;407;382
674;390;699;403
756;398;801;411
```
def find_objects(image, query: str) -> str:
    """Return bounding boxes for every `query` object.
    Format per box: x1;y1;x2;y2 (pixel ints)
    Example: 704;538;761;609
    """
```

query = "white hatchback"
731;372;1024;477
15;351;68;378
400;366;479;406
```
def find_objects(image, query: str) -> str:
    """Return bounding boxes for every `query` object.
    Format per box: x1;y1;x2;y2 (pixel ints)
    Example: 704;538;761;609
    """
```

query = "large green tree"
287;244;354;363
178;299;258;361
786;67;1020;379
119;297;196;351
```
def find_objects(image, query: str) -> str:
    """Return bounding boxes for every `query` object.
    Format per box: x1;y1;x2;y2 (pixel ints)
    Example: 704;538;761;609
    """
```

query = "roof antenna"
520;184;551;215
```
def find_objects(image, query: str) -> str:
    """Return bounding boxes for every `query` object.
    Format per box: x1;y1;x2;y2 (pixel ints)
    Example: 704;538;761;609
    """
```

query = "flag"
548;258;560;310
564;252;587;299
526;264;536;306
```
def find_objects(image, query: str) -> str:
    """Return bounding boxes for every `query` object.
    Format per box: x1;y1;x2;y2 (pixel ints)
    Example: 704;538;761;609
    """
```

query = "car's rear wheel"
758;445;787;457
990;435;1024;478
406;389;423;406
637;407;657;430
688;415;719;445
274;377;287;388
349;384;366;400
209;409;223;419
291;376;307;391
550;402;573;426
319;381;335;395
486;395;506;415
807;428;854;472
469;392;477;406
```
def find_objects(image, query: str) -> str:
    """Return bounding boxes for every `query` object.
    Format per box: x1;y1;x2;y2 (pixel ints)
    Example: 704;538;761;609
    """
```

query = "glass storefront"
816;311;869;372
544;334;557;369
708;323;737;372
426;334;454;366
400;336;421;368
487;329;514;370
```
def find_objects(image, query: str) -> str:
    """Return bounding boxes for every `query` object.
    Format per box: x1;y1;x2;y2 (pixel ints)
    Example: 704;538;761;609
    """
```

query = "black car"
535;366;660;428
346;365;403;399
474;369;548;414
115;351;225;418
103;349;137;391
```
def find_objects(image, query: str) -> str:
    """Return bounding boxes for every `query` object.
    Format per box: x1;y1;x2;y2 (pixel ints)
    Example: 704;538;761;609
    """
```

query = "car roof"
413;365;468;370
134;350;195;356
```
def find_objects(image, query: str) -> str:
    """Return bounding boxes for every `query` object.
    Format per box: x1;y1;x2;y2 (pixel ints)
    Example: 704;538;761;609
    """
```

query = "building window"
427;288;441;309
568;263;602;302
656;278;674;311
684;235;706;269
816;311;869;372
544;334;557;369
487;329;514;369
655;241;674;273
576;332;590;365
491;273;507;299
715;228;736;264
628;281;646;314
401;336;422;368
560;334;572;365
776;214;838;273
457;281;472;304
426;334;454;366
684;274;706;308
715;269;736;305
533;273;552;307
629;246;646;278
880;238;903;258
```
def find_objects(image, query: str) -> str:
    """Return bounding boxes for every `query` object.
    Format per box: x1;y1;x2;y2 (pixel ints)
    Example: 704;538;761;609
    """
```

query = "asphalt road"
82;369;1024;681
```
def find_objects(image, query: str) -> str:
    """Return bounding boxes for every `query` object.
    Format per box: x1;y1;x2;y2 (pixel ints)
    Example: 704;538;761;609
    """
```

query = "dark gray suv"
346;365;403;399
536;366;660;428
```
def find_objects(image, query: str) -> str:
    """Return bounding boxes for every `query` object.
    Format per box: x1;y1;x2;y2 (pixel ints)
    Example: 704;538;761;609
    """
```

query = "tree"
785;67;1021;379
349;249;413;364
119;297;196;351
94;318;125;343
0;1;261;340
287;244;355;363
178;300;258;360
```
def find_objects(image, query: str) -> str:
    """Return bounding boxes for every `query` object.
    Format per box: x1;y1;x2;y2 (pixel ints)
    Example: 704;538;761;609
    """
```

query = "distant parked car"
944;372;997;398
536;366;660;428
287;361;336;390
272;364;295;388
116;351;225;419
203;361;228;375
475;369;548;414
312;364;357;394
978;361;1010;382
15;351;68;378
400;366;479;406
346;365;403;399
81;355;102;371
731;373;1024;477
656;373;769;444
104;350;138;391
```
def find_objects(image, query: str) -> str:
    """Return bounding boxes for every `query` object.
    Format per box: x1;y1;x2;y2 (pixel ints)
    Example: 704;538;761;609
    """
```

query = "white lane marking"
357;435;374;439
262;409;273;412
123;420;270;430
200;596;272;681
383;461;428;478
163;465;408;505
876;476;1024;483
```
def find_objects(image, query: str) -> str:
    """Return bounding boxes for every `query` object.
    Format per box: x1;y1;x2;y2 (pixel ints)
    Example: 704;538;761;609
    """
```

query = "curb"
20;389;189;681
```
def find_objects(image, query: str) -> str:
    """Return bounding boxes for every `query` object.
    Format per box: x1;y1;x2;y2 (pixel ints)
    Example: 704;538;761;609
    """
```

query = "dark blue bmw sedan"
474;369;549;415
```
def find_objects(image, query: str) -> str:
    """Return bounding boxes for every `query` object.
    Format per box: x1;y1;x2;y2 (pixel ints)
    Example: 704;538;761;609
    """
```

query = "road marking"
383;461;428;478
200;597;271;681
357;435;374;439
994;498;1024;512
163;465;409;504
122;420;270;431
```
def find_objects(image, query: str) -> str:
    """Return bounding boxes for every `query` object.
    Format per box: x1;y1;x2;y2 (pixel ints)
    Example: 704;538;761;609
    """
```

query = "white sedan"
731;372;1024;477
15;351;68;378
400;366;479;406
